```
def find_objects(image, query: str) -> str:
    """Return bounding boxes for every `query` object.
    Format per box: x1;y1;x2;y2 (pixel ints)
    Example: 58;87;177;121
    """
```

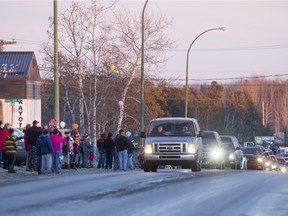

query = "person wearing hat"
81;133;91;168
26;120;41;172
115;129;129;171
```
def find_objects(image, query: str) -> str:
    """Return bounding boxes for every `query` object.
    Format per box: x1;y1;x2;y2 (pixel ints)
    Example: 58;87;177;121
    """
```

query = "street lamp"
184;27;225;117
140;0;149;139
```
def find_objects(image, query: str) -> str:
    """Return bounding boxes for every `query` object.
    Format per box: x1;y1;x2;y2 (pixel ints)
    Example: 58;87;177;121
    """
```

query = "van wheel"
151;164;158;172
192;161;201;172
143;162;151;172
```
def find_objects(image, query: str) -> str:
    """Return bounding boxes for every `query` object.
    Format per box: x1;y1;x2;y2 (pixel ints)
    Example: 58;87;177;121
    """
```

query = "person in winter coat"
0;123;10;169
115;130;129;171
26;120;41;171
71;129;81;169
62;131;74;169
103;132;115;170
126;132;135;169
37;129;54;174
5;128;18;173
50;129;66;174
23;124;31;171
89;146;95;168
97;133;106;169
81;133;91;168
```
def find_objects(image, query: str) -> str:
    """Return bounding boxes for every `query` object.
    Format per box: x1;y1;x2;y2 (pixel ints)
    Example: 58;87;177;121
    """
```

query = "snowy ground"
1;167;288;216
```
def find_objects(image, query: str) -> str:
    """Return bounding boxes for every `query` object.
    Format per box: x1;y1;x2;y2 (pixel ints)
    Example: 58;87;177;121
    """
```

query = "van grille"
154;143;186;153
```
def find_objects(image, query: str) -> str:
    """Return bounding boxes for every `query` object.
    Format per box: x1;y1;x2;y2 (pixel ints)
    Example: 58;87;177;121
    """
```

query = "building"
0;51;41;128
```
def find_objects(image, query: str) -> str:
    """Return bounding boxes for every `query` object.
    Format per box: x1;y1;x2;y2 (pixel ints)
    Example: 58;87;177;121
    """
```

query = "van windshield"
147;120;196;137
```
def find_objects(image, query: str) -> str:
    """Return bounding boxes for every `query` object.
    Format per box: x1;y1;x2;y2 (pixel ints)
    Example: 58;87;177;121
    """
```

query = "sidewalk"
0;165;112;182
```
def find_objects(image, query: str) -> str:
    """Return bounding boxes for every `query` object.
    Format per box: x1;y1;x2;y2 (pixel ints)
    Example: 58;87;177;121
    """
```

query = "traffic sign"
5;99;21;103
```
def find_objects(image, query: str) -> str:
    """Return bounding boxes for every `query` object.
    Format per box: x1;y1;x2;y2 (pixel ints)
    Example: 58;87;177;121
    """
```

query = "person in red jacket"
0;123;11;169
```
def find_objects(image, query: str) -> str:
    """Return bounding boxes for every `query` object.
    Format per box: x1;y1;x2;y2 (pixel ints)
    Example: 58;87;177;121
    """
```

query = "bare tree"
111;7;174;133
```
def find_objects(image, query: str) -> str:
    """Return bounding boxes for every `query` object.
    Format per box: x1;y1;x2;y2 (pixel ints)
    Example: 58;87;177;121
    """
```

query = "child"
89;146;95;168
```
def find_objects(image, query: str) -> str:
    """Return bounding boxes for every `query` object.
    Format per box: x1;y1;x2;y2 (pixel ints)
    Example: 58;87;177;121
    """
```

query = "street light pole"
185;27;225;117
54;0;60;126
140;0;149;138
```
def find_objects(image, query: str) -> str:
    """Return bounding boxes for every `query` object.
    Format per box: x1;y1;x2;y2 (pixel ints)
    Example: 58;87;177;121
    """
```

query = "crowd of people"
0;119;137;175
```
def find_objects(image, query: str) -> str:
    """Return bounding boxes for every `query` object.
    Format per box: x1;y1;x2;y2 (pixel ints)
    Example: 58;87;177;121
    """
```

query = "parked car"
241;147;266;170
220;135;242;169
202;131;225;169
276;157;287;172
12;127;26;165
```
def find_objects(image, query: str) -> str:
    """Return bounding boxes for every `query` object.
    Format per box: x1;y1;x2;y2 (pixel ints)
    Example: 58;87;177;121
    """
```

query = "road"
1;169;287;216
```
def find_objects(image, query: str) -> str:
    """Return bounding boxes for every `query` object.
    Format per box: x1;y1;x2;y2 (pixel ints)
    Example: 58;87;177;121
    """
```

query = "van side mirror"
197;131;204;137
140;132;146;138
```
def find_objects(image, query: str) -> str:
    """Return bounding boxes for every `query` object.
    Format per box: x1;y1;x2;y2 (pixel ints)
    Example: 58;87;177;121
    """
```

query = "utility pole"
54;0;60;127
0;40;17;51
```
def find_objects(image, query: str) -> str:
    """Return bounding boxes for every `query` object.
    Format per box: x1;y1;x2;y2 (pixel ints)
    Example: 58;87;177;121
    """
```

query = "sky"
1;0;288;84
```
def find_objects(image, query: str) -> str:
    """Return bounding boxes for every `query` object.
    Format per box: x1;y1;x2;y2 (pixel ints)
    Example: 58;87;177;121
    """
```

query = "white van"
142;117;203;172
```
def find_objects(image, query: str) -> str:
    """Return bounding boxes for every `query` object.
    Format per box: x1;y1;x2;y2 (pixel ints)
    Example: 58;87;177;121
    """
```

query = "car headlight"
188;144;196;154
280;167;286;172
212;148;222;159
228;153;235;160
257;158;263;163
145;144;152;154
265;162;270;167
271;164;276;169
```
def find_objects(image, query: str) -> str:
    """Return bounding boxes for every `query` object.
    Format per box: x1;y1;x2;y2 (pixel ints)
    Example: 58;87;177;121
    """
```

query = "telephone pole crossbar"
0;40;17;51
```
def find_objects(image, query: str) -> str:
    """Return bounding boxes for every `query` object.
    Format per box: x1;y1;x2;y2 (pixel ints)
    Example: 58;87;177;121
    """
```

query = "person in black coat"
103;132;115;169
26;120;41;172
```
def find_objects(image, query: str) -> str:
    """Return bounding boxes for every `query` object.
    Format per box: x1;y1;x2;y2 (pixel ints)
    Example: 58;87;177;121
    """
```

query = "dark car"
12;127;26;165
241;147;266;170
202;131;225;169
220;135;242;169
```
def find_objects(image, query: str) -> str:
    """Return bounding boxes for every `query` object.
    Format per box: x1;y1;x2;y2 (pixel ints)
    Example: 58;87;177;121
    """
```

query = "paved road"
1;168;287;216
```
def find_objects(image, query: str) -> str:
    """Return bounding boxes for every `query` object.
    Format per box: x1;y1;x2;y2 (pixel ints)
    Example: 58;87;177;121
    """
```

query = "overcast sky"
1;0;288;84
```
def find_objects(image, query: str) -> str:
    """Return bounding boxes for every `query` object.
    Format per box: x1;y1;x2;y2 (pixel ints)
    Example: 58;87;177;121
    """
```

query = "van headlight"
145;144;152;154
228;153;235;160
212;148;222;159
257;158;263;163
188;144;196;154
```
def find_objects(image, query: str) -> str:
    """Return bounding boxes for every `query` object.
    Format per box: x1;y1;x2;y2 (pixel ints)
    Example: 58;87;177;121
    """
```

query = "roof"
0;51;37;79
151;117;197;122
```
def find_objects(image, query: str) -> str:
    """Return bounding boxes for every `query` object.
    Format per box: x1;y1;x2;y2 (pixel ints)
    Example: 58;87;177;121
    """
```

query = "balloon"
133;133;138;139
118;101;124;107
110;64;115;71
73;123;78;129
126;131;131;138
60;121;65;129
